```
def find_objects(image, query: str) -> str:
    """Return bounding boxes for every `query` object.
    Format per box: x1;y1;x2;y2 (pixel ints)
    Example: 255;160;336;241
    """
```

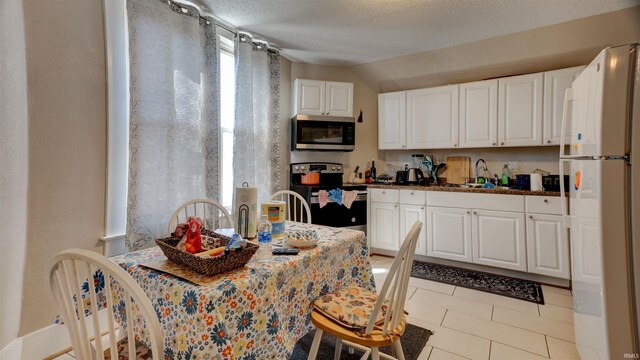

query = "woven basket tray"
156;230;259;276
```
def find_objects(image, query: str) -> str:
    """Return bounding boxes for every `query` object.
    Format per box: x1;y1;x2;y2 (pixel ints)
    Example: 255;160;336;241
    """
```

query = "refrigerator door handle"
560;88;575;158
559;158;571;228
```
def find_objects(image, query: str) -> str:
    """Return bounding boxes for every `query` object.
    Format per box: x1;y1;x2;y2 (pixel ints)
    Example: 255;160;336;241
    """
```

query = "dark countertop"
363;183;563;197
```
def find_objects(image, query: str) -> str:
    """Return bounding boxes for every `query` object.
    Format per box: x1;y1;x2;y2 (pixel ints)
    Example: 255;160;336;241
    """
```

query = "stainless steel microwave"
290;114;355;151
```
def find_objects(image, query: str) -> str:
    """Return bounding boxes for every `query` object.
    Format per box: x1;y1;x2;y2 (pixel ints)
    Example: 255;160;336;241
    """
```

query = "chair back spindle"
168;198;233;233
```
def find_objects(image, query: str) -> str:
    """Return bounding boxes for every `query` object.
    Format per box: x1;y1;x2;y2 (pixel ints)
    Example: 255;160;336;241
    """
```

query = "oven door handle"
309;194;367;205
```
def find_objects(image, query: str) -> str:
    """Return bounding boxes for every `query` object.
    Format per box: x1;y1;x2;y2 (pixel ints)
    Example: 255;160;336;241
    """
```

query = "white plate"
285;238;319;248
285;230;319;248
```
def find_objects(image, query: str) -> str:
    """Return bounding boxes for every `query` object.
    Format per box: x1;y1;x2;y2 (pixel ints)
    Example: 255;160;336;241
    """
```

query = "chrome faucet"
475;159;488;183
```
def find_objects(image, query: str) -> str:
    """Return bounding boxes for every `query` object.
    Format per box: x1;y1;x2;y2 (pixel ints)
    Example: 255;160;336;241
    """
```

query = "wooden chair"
167;198;233;233
307;221;423;360
48;249;164;360
271;190;312;223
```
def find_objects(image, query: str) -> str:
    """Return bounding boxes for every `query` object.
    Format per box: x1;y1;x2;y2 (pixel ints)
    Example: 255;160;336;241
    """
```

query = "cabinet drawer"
399;189;426;205
525;196;565;215
427;191;524;212
369;188;399;203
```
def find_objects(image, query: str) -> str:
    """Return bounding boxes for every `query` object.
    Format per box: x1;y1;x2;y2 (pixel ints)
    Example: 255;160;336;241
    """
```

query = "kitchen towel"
342;190;359;209
318;190;329;208
234;184;258;238
328;188;343;205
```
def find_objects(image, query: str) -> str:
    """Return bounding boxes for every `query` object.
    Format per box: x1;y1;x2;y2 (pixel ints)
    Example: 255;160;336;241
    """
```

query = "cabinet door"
526;214;570;279
406;85;459;149
296;79;325;115
378;92;407;149
400;204;426;256
370;202;400;251
498;73;543;147
460;79;498;148
325;82;353;117
472;209;527;271
543;66;585;146
426;207;472;262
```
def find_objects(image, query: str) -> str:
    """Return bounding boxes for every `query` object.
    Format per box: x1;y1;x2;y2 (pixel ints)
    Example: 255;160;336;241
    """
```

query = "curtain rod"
166;0;279;52
167;0;237;35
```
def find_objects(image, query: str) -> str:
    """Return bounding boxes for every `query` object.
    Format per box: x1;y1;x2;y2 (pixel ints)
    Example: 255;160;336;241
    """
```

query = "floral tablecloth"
111;221;374;359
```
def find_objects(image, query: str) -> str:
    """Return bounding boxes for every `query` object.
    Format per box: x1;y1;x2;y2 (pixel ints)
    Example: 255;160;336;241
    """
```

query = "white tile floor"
54;255;580;360
370;255;581;360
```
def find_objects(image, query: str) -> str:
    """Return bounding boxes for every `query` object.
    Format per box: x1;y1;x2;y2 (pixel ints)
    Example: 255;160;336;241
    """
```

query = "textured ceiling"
193;0;639;66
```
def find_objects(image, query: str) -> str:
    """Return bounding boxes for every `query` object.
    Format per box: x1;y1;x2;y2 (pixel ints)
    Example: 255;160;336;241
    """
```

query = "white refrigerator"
560;44;640;359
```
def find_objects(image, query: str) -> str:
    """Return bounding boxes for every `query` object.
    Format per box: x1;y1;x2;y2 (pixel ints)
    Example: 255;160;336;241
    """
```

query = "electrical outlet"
507;162;518;172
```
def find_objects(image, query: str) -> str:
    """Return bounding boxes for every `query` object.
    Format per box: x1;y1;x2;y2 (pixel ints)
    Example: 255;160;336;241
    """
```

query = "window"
218;31;235;209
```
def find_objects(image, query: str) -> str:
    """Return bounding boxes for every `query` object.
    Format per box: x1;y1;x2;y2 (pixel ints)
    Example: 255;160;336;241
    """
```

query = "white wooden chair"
48;249;164;360
167;198;233;234
307;221;423;360
271;190;312;223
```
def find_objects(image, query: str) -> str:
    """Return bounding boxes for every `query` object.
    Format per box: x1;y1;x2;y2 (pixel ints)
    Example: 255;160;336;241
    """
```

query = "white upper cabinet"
325;81;354;117
498;73;543;147
406;85;459;149
543;66;585;146
378;91;407;149
294;79;353;117
459;79;498;148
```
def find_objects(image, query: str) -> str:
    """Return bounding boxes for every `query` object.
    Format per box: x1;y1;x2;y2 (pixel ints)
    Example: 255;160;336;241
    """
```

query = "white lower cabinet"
369;201;400;251
472;209;527;272
369;189;426;254
426;207;472;262
400;204;427;256
526;214;570;279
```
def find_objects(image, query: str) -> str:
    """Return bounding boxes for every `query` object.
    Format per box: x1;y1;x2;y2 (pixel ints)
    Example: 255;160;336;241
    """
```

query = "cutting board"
446;156;470;184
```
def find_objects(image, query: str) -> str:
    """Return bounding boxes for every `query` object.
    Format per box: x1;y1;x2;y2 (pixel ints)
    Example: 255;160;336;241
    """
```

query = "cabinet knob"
421;206;424;210
547;140;551;144
492;142;496;146
454;144;458;147
327;112;330;115
500;142;505;146
466;210;470;214
394;204;398;208
411;191;414;195
402;145;406;148
382;190;385;194
529;215;533;219
544;199;549;203
473;211;477;215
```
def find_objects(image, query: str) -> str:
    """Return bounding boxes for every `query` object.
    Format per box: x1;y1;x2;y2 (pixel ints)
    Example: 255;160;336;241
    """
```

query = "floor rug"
290;323;433;360
411;260;545;304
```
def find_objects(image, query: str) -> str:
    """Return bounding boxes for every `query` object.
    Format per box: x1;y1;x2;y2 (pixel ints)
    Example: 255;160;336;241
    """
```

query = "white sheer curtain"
126;0;220;250
233;34;281;203
0;0;28;349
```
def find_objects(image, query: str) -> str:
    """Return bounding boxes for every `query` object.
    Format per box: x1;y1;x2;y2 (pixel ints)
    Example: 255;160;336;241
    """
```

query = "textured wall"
20;0;107;335
0;0;29;350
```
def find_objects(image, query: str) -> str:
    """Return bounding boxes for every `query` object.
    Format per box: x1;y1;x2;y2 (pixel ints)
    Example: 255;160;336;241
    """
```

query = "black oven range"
289;162;367;233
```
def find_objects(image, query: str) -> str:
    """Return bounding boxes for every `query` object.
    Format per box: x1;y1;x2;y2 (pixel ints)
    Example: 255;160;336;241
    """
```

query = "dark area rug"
412;260;544;304
290;323;433;360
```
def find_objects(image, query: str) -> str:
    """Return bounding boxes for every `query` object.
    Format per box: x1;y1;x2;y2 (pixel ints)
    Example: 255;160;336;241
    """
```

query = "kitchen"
2;1;640;360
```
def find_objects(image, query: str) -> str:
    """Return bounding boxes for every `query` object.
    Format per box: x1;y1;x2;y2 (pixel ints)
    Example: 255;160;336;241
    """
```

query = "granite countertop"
364;183;563;197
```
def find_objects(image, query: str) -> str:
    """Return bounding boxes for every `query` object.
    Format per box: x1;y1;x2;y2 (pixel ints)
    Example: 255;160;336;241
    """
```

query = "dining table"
110;221;375;359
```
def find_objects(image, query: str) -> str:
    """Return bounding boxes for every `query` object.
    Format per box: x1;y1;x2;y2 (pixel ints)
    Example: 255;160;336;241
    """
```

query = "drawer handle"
544;199;549;203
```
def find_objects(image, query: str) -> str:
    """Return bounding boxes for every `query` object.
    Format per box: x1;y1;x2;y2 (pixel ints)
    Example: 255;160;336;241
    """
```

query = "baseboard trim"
0;338;22;360
0;324;71;360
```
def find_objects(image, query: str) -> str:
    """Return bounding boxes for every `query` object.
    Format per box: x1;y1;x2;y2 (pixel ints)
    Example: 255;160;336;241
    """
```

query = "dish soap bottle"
501;164;509;186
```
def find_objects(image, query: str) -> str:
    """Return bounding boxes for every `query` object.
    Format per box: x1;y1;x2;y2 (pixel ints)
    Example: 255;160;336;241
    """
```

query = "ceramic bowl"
285;230;319;248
